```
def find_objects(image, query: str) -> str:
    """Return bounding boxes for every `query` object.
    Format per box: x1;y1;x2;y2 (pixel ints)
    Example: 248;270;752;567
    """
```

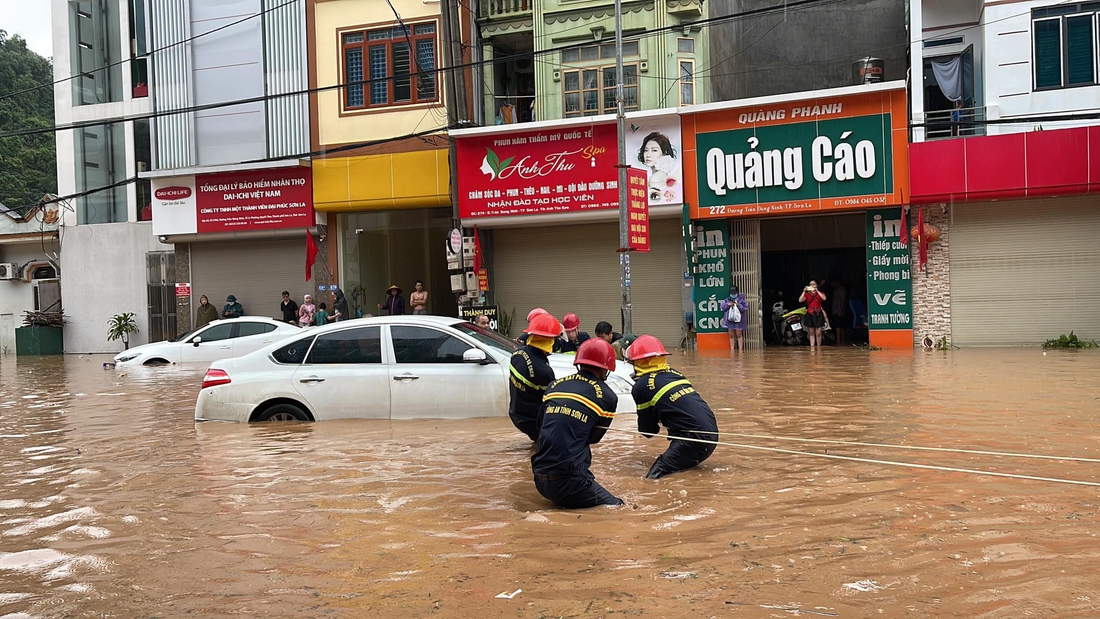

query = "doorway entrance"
146;251;177;343
760;213;867;346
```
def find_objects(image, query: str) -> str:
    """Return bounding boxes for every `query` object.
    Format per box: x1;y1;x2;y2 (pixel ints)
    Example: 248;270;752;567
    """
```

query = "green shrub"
1042;332;1098;350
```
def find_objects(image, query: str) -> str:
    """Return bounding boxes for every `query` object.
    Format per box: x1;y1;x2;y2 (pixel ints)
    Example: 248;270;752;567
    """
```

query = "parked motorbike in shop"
772;302;808;346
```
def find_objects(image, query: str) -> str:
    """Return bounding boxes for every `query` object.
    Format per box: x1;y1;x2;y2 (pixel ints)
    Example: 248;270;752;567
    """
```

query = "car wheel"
255;403;311;422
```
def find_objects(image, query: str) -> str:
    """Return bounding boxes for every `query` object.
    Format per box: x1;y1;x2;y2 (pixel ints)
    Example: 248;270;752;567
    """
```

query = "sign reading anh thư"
692;220;728;333
684;86;909;219
865;208;912;330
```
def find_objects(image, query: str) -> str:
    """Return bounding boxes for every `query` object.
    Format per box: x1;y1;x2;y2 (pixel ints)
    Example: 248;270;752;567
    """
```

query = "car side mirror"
192;336;202;347
462;348;489;364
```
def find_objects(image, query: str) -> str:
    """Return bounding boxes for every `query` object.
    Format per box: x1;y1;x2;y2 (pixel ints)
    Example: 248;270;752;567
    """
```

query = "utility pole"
614;0;632;335
440;0;469;301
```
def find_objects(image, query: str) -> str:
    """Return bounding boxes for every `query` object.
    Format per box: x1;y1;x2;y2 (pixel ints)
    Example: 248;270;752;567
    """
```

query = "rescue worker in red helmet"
531;339;624;508
509;313;561;441
555;312;591;353
627;335;719;479
517;307;550;345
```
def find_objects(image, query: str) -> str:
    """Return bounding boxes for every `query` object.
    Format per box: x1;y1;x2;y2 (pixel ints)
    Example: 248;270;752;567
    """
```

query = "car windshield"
172;328;199;343
453;322;519;355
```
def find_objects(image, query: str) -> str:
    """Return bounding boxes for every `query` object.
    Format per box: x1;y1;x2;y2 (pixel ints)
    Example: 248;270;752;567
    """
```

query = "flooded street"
2;349;1100;618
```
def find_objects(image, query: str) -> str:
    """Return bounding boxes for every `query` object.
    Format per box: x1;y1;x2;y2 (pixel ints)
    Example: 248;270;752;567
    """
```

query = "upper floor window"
1033;4;1099;90
563;66;639;117
561;41;639;64
69;0;124;105
341;22;438;110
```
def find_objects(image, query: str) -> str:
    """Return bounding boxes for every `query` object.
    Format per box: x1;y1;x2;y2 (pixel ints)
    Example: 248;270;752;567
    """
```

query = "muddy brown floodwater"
2;349;1100;618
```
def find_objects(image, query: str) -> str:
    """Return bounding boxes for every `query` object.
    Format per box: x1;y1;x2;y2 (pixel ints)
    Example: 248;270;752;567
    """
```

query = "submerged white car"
195;315;637;422
114;317;301;366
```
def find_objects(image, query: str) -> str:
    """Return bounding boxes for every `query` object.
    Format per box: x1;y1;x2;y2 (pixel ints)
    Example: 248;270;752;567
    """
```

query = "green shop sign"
697;114;894;209
693;219;728;333
865;207;912;330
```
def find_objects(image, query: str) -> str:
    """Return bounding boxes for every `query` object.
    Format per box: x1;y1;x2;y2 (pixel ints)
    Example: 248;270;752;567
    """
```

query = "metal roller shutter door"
190;239;317;321
493;219;684;347
950;197;1100;346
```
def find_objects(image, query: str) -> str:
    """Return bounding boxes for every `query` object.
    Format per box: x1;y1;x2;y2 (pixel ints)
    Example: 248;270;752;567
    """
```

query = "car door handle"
219;345;231;350
393;374;419;381
298;377;325;384
262;340;273;344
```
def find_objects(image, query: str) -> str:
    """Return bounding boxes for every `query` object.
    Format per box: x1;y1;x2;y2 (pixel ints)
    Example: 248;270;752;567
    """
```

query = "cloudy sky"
1;1;54;58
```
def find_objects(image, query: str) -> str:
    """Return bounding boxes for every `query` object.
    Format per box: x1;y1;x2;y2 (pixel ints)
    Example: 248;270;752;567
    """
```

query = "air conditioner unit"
0;263;17;280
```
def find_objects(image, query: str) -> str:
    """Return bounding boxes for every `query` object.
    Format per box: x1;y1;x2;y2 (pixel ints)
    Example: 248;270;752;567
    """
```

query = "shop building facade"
478;0;709;126
308;0;474;316
909;0;1100;346
145;0;317;337
682;82;912;350
453;112;691;347
0;202;61;355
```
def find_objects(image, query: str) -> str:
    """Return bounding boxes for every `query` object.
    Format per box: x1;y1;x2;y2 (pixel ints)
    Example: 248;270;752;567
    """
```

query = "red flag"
899;206;909;246
917;206;928;271
305;230;319;281
472;225;483;273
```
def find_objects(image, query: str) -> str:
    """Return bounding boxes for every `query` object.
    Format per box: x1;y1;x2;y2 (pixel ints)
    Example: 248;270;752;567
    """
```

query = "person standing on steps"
222;295;244;319
331;289;350;322
508;313;560;442
531;339;624;509
721;285;749;351
378;285;405;316
627;335;719;479
410;281;428;315
195;295;218;328
298;294;317;327
280;291;299;324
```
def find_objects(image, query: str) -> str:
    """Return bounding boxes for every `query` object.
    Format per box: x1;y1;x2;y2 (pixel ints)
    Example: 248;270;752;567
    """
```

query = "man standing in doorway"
830;278;848;346
280;291;299;324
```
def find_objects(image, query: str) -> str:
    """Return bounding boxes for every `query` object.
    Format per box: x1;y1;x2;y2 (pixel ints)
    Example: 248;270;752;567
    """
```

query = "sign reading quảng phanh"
627;168;650;252
692;220;728;334
698;114;893;217
865;208;912;330
456;124;619;218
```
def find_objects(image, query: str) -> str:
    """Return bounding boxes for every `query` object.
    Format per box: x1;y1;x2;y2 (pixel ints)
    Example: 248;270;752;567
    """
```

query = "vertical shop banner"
624;115;684;206
456;124;620;218
477;269;489;292
866;208;913;330
627;168;650;252
692;220;729;333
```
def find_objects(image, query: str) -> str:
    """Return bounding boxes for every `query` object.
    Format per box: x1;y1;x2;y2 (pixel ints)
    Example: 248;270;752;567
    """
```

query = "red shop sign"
456;124;619;218
627;168;650;252
195;167;313;233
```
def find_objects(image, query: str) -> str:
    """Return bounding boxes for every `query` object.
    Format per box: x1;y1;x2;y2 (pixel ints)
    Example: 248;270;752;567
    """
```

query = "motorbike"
771;301;808;346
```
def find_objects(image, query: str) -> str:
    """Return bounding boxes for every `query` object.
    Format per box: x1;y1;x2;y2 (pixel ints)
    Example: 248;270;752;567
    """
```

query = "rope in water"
602;426;1100;488
612;413;1100;463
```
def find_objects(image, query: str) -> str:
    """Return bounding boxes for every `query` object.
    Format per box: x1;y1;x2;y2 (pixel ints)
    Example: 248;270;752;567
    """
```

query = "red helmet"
626;335;668;361
526;307;549;322
574;338;616;373
524;314;561;338
562;313;580;330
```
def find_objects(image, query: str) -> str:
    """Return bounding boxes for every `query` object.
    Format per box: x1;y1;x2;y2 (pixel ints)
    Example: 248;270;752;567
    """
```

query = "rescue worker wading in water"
509;313;560;441
627;335;719;479
531;339;624;508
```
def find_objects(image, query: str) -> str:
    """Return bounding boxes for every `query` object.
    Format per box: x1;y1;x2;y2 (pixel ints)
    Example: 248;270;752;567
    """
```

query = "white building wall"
59;223;163;354
0;243;60;355
914;0;1100;141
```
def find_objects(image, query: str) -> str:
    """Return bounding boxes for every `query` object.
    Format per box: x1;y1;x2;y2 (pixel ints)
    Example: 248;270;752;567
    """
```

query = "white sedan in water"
114;317;301;366
195;315;637;422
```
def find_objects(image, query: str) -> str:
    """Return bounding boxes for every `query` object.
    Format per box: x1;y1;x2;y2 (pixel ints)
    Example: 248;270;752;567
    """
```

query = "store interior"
760;213;868;345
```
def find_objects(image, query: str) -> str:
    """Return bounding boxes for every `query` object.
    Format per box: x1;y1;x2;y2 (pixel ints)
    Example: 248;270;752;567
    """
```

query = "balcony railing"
924;106;986;141
481;0;532;19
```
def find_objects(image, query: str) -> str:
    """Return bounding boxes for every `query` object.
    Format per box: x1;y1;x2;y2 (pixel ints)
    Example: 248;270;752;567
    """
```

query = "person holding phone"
799;280;827;348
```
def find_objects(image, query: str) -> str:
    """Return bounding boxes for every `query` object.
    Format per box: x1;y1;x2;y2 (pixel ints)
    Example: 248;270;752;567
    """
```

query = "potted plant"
107;313;139;350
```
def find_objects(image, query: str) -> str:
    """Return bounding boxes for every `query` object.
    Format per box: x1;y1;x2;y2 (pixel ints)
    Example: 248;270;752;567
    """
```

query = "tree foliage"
0;30;57;211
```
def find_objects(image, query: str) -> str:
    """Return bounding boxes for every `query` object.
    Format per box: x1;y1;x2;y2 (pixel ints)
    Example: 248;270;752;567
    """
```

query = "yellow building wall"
314;0;449;147
313;148;451;212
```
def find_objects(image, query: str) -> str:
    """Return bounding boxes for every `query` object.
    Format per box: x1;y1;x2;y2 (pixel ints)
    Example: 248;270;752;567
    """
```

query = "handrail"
924;106;986;140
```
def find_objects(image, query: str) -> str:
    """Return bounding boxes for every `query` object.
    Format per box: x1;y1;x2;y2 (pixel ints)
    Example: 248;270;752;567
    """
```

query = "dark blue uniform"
633;368;719;479
531;370;624;508
508;345;556;441
555;332;591;354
